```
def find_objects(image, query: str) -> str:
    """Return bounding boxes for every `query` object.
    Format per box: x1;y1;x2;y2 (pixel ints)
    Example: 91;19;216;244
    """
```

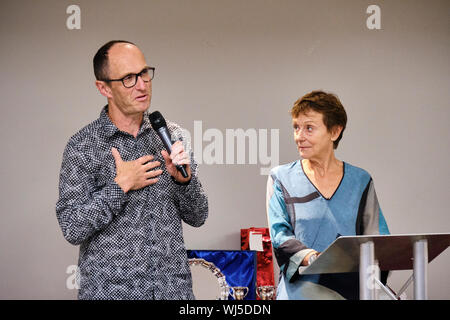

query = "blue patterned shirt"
56;106;208;300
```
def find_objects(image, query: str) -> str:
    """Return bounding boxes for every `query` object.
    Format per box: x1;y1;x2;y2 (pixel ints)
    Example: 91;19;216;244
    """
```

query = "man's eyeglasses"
101;67;155;88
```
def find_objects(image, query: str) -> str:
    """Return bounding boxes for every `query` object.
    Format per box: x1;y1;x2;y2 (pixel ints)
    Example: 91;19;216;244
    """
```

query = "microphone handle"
157;128;189;178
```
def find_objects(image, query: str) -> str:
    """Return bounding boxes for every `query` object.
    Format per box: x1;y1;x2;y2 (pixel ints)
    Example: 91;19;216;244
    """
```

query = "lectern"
298;233;450;300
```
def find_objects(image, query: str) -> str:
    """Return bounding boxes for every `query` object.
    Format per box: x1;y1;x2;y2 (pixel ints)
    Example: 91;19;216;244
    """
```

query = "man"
56;40;208;300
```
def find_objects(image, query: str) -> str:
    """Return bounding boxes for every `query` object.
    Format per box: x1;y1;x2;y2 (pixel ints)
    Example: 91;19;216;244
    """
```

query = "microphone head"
149;111;167;130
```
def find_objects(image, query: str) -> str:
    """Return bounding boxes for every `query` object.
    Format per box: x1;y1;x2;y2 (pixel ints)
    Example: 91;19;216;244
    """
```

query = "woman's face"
292;110;341;160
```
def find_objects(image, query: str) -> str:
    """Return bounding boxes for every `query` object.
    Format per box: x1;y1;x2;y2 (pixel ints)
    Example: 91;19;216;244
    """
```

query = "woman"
266;90;389;300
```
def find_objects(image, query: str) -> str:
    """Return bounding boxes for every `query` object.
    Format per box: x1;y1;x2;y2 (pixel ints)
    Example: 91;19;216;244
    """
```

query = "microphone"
149;111;189;178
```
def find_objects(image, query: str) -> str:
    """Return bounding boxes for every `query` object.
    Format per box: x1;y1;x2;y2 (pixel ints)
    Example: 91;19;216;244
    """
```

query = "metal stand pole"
413;239;428;300
360;241;375;300
396;274;413;299
374;260;380;300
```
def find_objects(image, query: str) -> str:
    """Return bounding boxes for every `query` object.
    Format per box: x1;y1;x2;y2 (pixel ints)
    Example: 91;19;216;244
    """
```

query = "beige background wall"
0;0;449;299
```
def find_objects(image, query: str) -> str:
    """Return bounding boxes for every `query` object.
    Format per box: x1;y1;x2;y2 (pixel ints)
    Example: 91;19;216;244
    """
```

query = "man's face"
104;43;152;116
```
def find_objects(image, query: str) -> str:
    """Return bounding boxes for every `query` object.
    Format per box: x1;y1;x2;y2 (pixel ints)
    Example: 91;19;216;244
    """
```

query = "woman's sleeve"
356;177;390;235
266;175;314;281
356;177;391;284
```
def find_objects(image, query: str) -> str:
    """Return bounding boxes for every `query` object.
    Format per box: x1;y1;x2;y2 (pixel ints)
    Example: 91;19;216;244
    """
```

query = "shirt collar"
99;105;119;137
99;105;153;138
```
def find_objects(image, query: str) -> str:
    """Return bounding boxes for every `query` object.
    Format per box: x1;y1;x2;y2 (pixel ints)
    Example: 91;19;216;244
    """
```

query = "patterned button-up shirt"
56;106;208;300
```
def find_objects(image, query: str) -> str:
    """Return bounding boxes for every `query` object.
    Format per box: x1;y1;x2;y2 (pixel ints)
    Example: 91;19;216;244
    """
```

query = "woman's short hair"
291;90;347;149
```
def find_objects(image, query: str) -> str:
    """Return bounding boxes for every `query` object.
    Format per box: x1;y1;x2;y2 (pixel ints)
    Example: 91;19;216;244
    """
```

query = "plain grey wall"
0;0;449;299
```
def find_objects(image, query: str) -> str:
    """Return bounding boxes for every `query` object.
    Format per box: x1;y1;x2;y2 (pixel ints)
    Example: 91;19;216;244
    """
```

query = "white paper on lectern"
249;232;264;251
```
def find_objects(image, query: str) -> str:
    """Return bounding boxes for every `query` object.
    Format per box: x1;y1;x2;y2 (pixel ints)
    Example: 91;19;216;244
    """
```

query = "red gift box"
240;227;275;299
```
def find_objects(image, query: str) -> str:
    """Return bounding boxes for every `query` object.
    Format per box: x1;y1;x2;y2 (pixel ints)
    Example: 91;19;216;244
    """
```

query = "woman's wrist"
302;250;318;266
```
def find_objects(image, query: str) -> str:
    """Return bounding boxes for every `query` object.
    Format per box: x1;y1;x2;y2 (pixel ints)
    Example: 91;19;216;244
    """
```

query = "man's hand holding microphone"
112;111;191;193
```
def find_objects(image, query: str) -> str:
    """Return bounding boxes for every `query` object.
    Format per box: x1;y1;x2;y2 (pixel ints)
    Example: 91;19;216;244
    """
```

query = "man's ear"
95;80;113;99
331;125;343;142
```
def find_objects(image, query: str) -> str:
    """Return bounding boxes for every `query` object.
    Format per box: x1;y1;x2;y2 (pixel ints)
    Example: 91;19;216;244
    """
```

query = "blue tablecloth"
187;250;257;300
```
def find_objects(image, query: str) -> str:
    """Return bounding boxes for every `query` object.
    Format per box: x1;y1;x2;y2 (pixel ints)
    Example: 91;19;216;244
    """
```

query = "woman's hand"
302;250;320;266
